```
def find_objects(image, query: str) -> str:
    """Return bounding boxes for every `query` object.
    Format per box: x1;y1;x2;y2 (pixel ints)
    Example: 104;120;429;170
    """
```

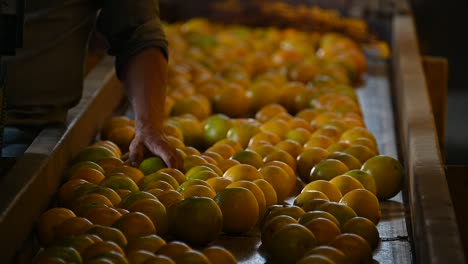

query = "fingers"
129;133;184;170
129;138;145;167
146;138;184;170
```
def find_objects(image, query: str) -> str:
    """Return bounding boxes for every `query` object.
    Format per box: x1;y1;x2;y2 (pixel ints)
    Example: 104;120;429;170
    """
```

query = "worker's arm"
97;0;182;169
121;47;182;169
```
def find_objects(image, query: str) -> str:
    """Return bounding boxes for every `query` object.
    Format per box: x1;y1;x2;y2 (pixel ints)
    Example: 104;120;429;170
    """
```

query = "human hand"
129;126;183;170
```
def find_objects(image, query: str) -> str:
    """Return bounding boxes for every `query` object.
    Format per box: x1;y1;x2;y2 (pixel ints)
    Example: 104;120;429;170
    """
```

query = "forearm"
122;47;168;133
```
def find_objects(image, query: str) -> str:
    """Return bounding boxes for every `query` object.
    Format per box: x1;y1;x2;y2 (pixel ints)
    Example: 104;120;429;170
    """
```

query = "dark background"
410;0;468;165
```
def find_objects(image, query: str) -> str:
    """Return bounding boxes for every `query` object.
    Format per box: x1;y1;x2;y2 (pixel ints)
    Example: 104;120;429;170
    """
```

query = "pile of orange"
35;18;405;263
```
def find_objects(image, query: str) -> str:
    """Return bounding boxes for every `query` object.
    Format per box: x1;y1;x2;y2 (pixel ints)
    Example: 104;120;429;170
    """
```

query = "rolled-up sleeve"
97;0;168;79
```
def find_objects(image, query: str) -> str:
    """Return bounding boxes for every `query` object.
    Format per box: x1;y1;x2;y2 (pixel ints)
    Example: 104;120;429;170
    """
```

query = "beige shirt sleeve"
96;0;169;79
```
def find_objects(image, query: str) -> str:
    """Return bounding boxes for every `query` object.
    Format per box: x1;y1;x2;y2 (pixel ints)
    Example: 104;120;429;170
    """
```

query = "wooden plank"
422;56;448;161
0;56;124;262
392;15;465;263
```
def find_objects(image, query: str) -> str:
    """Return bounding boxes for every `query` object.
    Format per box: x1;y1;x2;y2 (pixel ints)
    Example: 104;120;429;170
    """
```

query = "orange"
294;190;330;208
119;191;158;209
86;225;128;248
248;144;278;158
139;172;179;191
329;233;373;264
177;179;213;193
260;215;298;248
37;208;76;246
125;234;166;253
171;250;211;264
202;246;237;264
343;216;380;250
182;154;210;173
263;149;297;173
171;94;212;120
206;143;236;160
163;122;184;141
302;180;342;202
215;138;244;153
230;149;264;168
304;135;334;150
312;125;342;141
95;157;125;174
298;210;341;228
344;169;377;195
68;168;105;184
113;212;157;241
186;168;219;181
128;198;169;236
35;246;82;264
260;119;290;138
309;159;349;182
214;187;259;234
343;145;376;163
110;165;145;185
73;146;117;164
82;206;122;227
71;193;113;216
327;151;362;170
155;189;184;209
329;175;364;194
327;141;352;153
303;217;341;245
202;114;233;147
201;151;225;164
260;204;306;227
73;185;122;208
58;234;101;255
248;131;282;147
317;202;358;228
268;223;317;264
227;180;267;215
285;128;312;145
54;217;93;242
166;135;185;149
168;197;223;246
295;108;320;123
181;184;217;199
348;137;379;153
170;116;204;150
296;254;334;264
100;175;139;192
361;155;404;200
156;241;191;259
218;159;240;172
253;179;278;208
339;127;377;147
101;116;131;139
206;177;233;193
81;240;125;261
305;246;346;264
340;188;381;224
65;161;105;180
222;163;263;182
107;125;135;153
139;157;167;176
255;103;288;123
279;82;307;113
213;84;251;118
226;122;261;149
259;165;293;202
247;80;282;113
141;181;174;192
296;147;329;182
126;250;158;264
275;139;303;159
